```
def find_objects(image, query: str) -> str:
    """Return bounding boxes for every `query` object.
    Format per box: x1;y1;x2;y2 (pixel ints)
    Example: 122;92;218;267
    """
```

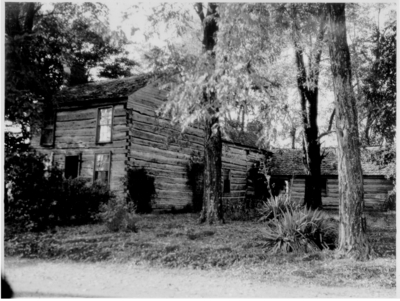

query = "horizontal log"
57;119;96;129
127;158;186;173
130;143;191;161
131;122;204;146
55;140;126;149
130;111;204;138
128;150;188;167
156;190;192;199
113;116;126;127
56;128;96;137
57;110;96;122
49;148;128;156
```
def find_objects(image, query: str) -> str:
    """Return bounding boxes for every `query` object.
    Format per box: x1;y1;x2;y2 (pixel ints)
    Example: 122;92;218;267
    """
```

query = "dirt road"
3;257;396;298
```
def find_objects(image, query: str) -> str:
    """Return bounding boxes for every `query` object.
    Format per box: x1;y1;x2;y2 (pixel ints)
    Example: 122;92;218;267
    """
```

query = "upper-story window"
40;109;55;147
96;107;113;143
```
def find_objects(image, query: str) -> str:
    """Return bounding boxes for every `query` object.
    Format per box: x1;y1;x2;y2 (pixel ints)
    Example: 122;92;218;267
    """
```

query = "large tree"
5;2;132;149
326;3;371;259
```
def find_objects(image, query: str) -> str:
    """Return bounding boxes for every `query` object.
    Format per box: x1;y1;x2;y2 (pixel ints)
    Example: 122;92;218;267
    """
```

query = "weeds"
4;212;396;289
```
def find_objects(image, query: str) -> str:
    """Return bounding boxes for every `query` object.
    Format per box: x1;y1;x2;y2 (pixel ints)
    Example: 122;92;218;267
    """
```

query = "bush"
56;178;114;226
262;206;337;254
5;150;115;232
125;167;156;213
99;198;138;232
258;194;301;222
5;150;63;231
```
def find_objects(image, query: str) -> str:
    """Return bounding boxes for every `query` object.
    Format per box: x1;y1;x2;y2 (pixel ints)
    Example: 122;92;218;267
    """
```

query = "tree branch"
194;3;205;23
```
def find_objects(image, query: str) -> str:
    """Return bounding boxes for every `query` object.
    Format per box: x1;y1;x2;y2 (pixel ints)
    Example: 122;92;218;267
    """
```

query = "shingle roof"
56;74;151;104
270;147;388;176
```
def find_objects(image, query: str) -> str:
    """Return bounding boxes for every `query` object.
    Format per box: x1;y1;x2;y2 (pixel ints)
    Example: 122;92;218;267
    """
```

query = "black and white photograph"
2;1;396;298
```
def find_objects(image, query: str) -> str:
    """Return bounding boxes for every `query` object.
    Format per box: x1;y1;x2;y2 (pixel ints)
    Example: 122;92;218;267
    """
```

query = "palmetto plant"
258;194;301;222
262;206;337;254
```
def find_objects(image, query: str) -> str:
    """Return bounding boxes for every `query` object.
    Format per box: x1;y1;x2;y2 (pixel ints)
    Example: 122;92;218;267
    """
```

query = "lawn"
4;211;396;289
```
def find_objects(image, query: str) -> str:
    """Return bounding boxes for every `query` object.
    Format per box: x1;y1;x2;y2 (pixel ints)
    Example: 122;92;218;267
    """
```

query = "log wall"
287;176;394;211
127;85;204;209
127;85;268;209
31;104;128;194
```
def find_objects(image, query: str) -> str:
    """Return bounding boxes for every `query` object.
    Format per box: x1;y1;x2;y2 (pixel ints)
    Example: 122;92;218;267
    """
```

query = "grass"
4;211;396;289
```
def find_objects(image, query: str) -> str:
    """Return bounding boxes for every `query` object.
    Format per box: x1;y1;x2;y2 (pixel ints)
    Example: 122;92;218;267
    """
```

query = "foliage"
5;150;114;232
125;168;157;213
5;150;63;231
5;2;131;146
361;21;396;145
99;198;138;232
186;152;204;213
262;207;337;254
98;56;139;79
258;194;301;222
56;178;114;226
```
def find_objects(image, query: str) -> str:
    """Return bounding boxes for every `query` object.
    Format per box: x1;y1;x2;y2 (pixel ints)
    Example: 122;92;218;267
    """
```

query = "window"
94;153;111;184
40;110;55;146
223;169;231;193
65;154;81;179
96;107;113;143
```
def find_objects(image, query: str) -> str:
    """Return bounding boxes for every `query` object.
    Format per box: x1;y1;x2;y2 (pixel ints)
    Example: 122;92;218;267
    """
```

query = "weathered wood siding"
222;143;266;204
31;104;128;194
127;85;204;209
289;176;394;210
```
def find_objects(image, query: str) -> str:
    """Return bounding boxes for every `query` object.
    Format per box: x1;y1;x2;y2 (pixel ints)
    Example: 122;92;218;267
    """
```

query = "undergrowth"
4;212;396;289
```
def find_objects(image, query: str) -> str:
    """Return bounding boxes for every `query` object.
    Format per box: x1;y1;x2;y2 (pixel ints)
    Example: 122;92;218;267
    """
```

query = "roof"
56;74;151;105
270;147;389;176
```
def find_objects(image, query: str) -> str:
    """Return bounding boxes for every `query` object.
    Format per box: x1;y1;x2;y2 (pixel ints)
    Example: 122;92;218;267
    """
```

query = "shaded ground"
3;257;396;298
4;211;396;296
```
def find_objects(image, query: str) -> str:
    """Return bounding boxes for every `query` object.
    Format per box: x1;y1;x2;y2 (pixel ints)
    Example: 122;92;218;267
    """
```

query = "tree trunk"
291;6;325;210
197;3;224;224
326;3;372;259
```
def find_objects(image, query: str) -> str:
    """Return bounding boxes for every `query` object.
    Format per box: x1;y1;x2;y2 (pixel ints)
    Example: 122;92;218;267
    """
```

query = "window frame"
95;106;114;144
64;153;82;179
93;151;112;186
40;111;56;147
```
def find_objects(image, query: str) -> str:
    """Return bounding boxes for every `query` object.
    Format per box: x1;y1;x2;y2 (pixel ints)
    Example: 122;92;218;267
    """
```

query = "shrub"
262;206;337;254
5;149;115;232
5;150;63;231
125;167;156;213
258;194;301;222
99;198;138;232
56;178;114;226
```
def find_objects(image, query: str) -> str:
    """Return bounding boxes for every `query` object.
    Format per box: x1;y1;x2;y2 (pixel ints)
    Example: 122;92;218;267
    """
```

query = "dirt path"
3;257;396;298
